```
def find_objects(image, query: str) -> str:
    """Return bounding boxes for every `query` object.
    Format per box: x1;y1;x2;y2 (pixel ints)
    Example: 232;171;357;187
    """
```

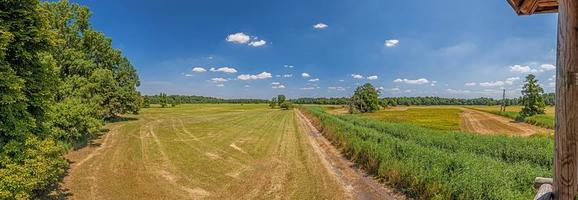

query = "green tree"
160;93;168;108
280;102;294;110
0;0;68;198
270;97;278;109
519;74;546;118
277;95;286;106
349;83;380;113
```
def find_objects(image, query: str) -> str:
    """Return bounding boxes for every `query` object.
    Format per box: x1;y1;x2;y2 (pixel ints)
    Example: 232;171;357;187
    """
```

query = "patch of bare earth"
459;108;552;136
296;109;405;200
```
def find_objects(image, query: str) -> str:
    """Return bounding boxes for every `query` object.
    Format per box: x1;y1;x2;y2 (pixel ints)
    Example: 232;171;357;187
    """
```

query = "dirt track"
295;110;403;200
460;108;552;136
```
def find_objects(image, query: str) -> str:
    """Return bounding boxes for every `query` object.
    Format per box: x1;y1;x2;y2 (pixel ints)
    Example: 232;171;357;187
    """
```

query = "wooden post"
554;0;578;199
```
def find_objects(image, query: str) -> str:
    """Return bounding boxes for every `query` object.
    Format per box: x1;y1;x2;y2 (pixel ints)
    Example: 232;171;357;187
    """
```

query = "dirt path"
295;109;404;200
459;108;552;136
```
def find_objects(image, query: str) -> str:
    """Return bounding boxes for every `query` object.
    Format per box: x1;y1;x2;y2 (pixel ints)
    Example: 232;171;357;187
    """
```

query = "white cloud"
184;74;193;77
271;82;281;85
351;74;364;79
284;65;294;68
248;40;267;47
210;67;237;73
391;87;401;91
301;73;311;78
272;84;286;89
339;79;345;82
465;82;477;86
505;77;520;85
300;87;316;90
540;64;556;71
216;84;225;87
385;39;400;47
211;77;228;82
237;72;272;80
282;74;293;78
430;80;438;86
367;75;378;80
226;32;251;44
509;65;540;73
404;89;412;93
244;85;251;88
446;89;471;94
480;81;505;87
394;78;429;85
309;78;320;82
192;67;207;73
313;23;328;29
328;86;346;91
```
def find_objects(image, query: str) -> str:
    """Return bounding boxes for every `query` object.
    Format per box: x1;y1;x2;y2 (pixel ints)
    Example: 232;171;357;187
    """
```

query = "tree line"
143;94;269;107
1;1;141;198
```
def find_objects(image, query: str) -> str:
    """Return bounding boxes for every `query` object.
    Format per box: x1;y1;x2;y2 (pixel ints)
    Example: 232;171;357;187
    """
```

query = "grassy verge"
465;106;555;129
301;106;552;200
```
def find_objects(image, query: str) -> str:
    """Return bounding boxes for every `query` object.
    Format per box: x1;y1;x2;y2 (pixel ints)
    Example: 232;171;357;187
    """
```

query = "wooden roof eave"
507;0;559;15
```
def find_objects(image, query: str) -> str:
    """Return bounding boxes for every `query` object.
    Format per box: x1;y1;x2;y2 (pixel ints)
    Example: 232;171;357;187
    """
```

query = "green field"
359;107;462;131
466;106;555;129
303;106;553;200
64;104;348;199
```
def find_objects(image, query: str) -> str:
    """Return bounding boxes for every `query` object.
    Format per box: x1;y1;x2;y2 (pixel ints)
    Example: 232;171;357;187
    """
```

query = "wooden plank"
553;0;578;199
507;0;559;15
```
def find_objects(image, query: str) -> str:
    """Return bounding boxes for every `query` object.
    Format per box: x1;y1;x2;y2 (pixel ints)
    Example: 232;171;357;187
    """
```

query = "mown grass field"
64;104;348;199
359;107;462;131
466;105;555;129
303;107;553;200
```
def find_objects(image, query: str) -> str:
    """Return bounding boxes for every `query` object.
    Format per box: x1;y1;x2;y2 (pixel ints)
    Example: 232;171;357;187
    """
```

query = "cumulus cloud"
192;67;207;73
301;73;311;78
271;82;281;85
300;87;316;90
282;74;293;78
351;74;364;79
394;78;429;85
367;75;378;80
385;39;400;47
210;67;237;73
272;83;286;89
328;86;346;91
540;64;556;71
480;81;505;87
391;87;401;91
216;84;225;87
509;65;541;73
430;80;438;86
465;82;477;86
313;23;328;29
284;65;294;68
505;77;520;85
184;74;193;77
309;78;320;82
248;40;267;47
226;32;251;44
211;77;228;82
237;72;272;80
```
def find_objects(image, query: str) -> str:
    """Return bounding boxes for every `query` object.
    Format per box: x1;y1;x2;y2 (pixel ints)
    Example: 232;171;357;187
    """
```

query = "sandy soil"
295;110;404;200
459;108;553;136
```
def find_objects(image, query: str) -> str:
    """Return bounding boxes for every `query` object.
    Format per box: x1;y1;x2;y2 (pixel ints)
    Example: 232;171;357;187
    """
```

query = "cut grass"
466;106;555;129
359;107;462;131
302;106;552;200
64;104;348;199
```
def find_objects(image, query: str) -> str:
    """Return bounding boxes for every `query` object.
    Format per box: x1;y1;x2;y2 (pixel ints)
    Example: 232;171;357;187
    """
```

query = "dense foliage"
302;107;552;199
0;0;141;198
520;74;546;118
144;94;269;105
349;83;380;113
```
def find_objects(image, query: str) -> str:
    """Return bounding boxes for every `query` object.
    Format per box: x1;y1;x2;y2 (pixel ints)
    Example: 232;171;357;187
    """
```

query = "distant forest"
144;93;556;106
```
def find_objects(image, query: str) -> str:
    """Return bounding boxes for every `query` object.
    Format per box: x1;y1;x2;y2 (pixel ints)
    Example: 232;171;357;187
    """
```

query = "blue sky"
71;0;558;99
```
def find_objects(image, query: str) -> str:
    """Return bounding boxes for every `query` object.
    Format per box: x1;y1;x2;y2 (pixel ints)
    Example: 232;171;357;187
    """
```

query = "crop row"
301;107;551;200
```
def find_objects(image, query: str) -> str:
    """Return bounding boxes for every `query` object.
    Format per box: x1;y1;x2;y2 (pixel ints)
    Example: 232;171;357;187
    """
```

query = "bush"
280;102;294;110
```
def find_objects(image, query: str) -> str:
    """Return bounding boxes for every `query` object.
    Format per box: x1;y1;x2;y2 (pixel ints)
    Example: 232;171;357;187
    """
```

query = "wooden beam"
507;0;559;15
554;0;578;199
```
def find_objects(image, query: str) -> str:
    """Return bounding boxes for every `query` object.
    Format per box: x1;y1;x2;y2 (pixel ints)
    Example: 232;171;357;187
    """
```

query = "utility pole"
501;89;507;112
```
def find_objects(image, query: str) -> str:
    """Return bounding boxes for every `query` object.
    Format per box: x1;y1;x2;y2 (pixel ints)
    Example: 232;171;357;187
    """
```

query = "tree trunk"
554;0;578;199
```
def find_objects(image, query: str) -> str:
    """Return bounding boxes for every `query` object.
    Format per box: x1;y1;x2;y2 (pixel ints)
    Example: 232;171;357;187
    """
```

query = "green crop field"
302;106;553;200
466;106;555;129
359;107;463;131
64;104;348;199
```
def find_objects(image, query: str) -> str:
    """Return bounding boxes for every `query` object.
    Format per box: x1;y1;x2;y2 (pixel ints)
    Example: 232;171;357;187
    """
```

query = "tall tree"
519;74;546;118
277;95;286;106
349;83;380;113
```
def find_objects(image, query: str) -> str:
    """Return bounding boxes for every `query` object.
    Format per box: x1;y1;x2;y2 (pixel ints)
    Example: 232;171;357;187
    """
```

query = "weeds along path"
459;108;552;136
295;109;404;200
64;104;348;199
